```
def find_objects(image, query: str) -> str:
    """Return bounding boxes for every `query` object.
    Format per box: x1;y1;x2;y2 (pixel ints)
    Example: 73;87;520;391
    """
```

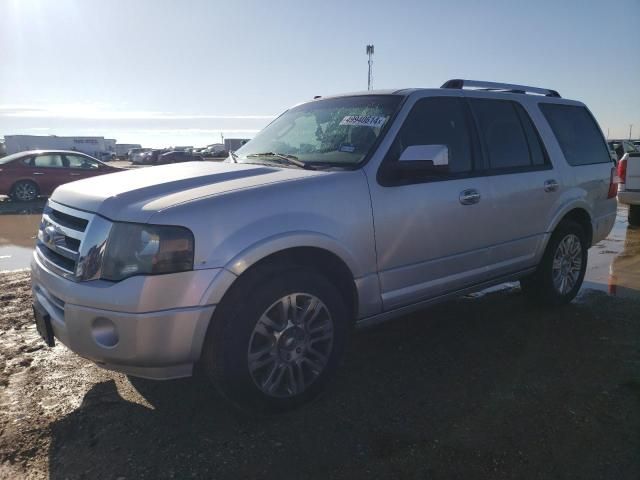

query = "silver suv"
31;79;618;412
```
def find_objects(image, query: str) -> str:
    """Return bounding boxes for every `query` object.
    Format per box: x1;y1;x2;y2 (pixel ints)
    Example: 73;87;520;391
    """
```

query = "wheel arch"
554;207;593;246
204;242;360;322
243;247;358;319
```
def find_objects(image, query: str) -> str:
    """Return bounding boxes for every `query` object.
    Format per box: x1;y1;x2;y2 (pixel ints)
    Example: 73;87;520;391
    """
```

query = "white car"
617;151;640;225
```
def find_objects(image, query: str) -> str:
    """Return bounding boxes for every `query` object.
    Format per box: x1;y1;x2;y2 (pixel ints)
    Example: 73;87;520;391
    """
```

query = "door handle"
70;173;81;176
33;172;44;175
459;189;481;205
544;179;559;192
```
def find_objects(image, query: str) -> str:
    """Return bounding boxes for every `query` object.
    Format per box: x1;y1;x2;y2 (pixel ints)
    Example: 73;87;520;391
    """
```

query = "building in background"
4;135;112;159
104;139;117;155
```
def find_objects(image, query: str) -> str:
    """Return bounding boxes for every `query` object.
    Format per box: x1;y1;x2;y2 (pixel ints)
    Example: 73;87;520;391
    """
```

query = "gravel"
1;270;639;479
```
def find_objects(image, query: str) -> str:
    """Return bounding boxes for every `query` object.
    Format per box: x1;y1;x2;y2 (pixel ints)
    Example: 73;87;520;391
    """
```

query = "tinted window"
539;104;610;166
389;96;472;174
470;99;531;170
65;155;99;169
33;155;65;168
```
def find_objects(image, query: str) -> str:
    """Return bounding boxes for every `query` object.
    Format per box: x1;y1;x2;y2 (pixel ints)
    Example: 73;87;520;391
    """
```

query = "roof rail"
441;79;561;98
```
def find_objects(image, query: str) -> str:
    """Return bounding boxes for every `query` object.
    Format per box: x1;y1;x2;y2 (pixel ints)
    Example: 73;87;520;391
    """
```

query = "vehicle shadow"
47;288;640;479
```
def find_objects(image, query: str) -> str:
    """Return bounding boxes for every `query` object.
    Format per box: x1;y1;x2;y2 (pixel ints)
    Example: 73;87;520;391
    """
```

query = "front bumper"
618;190;640;206
30;251;225;379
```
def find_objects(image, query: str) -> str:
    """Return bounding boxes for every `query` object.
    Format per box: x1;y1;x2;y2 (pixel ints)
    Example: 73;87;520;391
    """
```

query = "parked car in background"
202;143;228;158
608;144;619;164
617;150;640;226
146;149;169;164
115;144;141;160
156;150;203;164
30;79;617;412
609;140;639;158
0;150;121;201
127;148;147;163
98;152;117;162
131;149;153;164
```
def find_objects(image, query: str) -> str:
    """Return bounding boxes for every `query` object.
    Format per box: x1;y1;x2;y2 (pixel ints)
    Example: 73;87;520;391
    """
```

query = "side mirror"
399;145;449;166
387;144;449;175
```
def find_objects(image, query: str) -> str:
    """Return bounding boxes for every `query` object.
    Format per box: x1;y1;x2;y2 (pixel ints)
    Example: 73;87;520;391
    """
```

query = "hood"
51;161;328;223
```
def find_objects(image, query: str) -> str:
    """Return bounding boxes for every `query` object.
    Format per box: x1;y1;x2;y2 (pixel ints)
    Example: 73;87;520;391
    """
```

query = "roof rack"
441;79;561;98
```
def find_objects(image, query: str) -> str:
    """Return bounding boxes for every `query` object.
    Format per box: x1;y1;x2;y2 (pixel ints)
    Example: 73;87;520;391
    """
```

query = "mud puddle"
0;213;41;272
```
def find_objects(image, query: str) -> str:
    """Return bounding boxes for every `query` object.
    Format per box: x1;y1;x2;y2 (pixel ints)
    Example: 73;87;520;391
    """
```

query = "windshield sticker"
339;144;356;153
339;115;388;128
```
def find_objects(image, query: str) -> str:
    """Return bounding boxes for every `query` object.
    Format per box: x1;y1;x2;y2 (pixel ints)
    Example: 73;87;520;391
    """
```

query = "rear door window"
539;103;611;166
470;99;540;170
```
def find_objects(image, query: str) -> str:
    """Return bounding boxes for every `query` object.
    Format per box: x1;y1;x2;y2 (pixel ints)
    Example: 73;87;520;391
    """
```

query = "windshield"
234;95;402;167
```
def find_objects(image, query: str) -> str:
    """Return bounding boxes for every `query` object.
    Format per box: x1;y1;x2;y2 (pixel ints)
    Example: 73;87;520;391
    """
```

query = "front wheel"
200;266;350;413
521;220;588;306
629;205;640;227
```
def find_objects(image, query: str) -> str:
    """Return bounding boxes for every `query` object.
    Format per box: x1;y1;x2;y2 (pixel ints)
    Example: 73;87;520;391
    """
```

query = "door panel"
467;97;558;275
369;95;495;310
372;177;493;309
29;155;68;195
487;170;559;274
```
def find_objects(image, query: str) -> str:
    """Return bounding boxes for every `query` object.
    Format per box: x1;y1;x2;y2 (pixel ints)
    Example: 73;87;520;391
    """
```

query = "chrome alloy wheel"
552;234;583;295
14;182;37;201
247;293;334;398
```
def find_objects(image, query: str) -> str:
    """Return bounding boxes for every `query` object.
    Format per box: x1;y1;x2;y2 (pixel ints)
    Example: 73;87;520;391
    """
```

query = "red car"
0;150;122;202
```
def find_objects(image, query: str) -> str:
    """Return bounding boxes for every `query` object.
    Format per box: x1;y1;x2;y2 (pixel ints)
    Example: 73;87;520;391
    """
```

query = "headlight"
101;223;194;281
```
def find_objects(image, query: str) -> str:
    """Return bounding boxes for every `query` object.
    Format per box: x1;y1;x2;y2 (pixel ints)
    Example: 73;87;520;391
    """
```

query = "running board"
355;267;536;330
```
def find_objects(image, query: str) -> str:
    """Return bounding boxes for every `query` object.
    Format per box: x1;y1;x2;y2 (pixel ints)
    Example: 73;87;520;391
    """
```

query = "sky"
1;0;639;148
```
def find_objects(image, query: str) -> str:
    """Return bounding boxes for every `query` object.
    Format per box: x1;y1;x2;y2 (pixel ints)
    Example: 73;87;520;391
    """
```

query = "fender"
224;230;365;278
535;193;593;261
545;197;593;235
197;230;372;311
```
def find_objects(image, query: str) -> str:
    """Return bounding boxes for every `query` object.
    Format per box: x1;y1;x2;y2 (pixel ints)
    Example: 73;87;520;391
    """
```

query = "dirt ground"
1;268;638;479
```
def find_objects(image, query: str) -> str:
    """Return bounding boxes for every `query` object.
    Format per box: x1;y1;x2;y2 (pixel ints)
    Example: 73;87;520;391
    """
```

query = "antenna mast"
366;44;374;90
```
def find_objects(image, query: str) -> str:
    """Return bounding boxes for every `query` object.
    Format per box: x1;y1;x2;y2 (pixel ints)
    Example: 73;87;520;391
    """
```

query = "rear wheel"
629;205;640;227
521;220;588;305
200;265;350;413
11;180;39;202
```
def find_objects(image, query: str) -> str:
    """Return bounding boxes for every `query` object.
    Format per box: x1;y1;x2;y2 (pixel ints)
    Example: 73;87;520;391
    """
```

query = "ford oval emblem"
43;225;61;245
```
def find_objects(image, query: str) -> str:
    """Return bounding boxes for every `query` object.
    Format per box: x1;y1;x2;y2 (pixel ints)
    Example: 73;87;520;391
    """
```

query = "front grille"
49;207;89;231
36;201;95;280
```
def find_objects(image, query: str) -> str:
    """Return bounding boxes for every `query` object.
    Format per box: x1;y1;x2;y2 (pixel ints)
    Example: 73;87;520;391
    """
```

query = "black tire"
11;180;39;202
520;220;588;306
629;205;640;227
200;264;351;414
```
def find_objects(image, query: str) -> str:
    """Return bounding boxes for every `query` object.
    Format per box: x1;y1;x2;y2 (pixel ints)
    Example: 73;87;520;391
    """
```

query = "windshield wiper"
245;152;311;169
229;151;238;162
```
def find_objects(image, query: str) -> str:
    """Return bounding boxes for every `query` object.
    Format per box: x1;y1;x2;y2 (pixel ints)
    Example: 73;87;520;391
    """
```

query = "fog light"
92;317;119;348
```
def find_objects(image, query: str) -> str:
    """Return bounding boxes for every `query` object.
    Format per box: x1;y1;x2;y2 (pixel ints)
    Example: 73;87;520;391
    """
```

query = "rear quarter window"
539;103;610;166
